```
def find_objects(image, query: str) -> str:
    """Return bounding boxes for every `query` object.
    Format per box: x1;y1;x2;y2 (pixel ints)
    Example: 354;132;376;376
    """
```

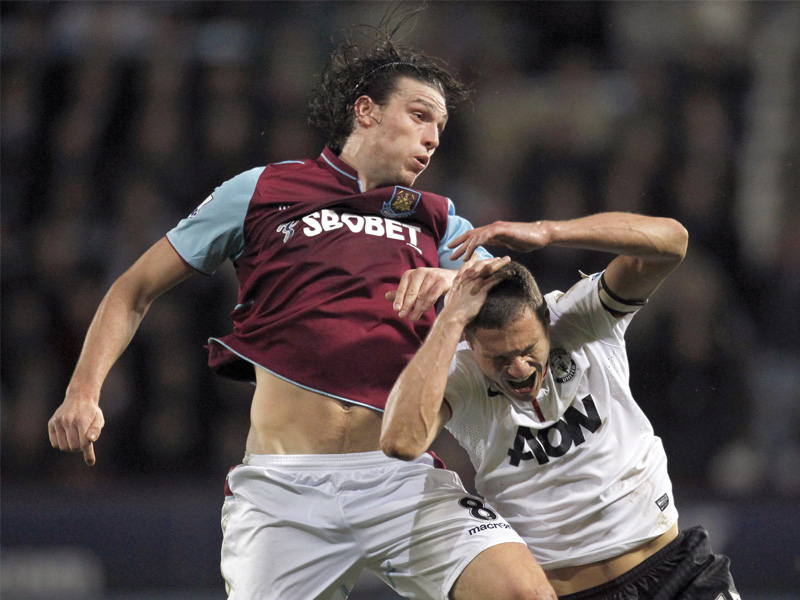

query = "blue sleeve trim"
166;167;263;274
438;199;492;270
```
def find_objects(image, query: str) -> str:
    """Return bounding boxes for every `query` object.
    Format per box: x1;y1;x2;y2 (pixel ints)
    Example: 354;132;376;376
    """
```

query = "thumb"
385;290;397;302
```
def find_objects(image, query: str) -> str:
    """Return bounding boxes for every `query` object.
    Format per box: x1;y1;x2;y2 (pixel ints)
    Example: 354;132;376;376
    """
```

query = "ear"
464;329;475;350
354;95;378;128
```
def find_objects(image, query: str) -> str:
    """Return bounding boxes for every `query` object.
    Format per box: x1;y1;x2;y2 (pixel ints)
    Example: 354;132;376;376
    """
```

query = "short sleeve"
548;271;643;345
437;199;492;270
166;167;263;275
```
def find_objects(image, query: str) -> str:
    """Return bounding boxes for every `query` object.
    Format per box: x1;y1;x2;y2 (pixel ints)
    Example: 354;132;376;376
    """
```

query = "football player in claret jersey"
47;10;556;600
382;213;741;599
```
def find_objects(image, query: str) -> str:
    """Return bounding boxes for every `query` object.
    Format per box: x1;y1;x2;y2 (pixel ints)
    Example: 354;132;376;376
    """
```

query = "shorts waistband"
559;529;686;600
242;450;433;470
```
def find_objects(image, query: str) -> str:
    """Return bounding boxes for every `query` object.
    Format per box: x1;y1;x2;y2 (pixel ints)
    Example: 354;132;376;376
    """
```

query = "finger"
459;237;484;262
410;278;450;321
447;230;471;250
470;271;510;296
55;426;71;452
479;255;512;275
397;272;427;319
393;272;412;312
398;285;419;319
83;442;96;466
448;229;481;261
385;290;397;302
65;421;83;452
449;237;475;261
408;280;436;322
48;418;59;448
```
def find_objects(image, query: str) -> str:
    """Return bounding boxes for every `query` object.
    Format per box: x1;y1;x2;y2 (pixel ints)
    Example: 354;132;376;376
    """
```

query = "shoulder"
546;272;633;348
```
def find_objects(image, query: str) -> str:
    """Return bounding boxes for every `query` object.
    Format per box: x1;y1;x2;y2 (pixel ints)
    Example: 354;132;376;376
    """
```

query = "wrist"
535;220;557;245
65;382;101;404
434;308;472;334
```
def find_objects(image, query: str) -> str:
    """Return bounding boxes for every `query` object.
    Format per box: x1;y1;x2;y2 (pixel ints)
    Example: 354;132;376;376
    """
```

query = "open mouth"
506;372;537;394
413;155;428;170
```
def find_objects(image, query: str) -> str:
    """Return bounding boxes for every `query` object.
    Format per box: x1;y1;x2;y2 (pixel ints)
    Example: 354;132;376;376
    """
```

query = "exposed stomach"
246;366;384;455
544;523;679;596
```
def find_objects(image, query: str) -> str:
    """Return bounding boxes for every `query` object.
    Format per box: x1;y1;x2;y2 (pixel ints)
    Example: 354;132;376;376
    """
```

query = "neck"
339;135;375;191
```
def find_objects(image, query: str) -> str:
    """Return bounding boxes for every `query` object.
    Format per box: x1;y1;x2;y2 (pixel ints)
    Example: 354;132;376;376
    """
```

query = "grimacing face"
359;76;448;189
467;308;551;404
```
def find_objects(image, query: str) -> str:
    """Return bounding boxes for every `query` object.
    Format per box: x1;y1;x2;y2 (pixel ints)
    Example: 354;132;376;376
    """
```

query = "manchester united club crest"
549;348;577;383
381;186;421;218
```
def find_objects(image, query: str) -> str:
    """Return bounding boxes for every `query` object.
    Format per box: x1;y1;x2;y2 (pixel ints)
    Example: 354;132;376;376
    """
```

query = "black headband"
353;61;417;95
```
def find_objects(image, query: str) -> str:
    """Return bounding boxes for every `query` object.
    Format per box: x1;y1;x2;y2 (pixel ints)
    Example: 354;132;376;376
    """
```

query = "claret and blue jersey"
166;147;488;412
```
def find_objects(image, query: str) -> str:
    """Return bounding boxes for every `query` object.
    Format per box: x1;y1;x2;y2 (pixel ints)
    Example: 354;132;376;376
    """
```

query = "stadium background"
1;1;798;598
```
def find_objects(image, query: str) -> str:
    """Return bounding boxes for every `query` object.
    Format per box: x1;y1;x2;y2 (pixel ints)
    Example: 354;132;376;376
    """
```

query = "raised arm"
381;256;511;460
449;212;688;301
48;237;196;466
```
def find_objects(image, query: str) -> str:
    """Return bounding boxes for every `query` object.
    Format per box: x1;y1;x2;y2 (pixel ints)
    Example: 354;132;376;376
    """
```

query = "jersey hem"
535;517;678;569
207;337;386;414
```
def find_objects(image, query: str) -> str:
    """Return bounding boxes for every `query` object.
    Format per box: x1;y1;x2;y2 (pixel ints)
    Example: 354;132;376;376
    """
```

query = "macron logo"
468;522;512;536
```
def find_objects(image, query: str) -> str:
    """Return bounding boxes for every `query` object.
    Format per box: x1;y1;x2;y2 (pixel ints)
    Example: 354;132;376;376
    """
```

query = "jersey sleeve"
549;271;644;345
437;199;492;270
165;167;263;275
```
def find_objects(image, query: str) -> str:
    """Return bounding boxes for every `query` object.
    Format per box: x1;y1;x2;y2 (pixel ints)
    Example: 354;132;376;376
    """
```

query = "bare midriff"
245;366;384;455
545;523;679;596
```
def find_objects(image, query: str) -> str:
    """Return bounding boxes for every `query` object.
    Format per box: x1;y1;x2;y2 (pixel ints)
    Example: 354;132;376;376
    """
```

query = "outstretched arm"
381;256;511;460
449;213;688;300
48;237;196;466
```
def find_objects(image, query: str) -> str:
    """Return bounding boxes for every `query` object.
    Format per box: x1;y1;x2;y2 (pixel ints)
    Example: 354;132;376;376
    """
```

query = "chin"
402;174;418;187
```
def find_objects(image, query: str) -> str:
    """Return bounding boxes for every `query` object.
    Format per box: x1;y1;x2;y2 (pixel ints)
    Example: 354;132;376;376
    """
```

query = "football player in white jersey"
382;213;741;599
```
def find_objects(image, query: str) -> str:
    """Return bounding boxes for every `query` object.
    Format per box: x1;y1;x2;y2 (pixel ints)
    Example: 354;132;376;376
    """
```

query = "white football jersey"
444;272;678;569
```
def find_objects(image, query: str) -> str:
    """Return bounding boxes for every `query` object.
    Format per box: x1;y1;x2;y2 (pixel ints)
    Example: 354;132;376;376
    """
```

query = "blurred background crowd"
2;2;799;598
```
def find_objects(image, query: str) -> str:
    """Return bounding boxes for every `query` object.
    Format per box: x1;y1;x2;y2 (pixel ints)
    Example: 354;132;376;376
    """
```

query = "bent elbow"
664;219;689;263
380;434;425;462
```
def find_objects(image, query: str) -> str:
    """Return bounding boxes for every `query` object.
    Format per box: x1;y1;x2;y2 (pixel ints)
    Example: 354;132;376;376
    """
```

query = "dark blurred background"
2;1;799;598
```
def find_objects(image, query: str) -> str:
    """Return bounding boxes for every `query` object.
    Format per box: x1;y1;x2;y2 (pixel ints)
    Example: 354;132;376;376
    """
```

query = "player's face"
362;77;448;188
468;309;550;404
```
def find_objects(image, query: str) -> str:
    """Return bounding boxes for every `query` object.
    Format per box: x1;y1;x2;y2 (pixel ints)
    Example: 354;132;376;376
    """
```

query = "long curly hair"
307;3;473;154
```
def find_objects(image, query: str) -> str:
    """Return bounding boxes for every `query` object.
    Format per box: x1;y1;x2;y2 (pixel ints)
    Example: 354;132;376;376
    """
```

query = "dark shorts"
559;526;739;600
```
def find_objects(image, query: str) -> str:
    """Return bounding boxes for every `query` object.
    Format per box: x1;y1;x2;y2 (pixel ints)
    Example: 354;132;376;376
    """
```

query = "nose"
423;123;439;150
507;356;529;380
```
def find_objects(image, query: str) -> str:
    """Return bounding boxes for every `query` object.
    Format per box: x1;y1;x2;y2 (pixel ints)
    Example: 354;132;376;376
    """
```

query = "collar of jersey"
319;147;364;192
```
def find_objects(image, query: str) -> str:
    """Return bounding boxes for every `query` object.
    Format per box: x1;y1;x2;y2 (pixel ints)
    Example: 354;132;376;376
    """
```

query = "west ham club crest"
381;186;421;219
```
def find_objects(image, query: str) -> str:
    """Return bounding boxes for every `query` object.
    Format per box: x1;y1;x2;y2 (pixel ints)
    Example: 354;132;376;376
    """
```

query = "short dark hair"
307;6;472;154
465;262;549;333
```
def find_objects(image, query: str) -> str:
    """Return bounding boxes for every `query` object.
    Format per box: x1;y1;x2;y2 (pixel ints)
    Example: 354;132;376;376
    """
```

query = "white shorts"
221;451;525;600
